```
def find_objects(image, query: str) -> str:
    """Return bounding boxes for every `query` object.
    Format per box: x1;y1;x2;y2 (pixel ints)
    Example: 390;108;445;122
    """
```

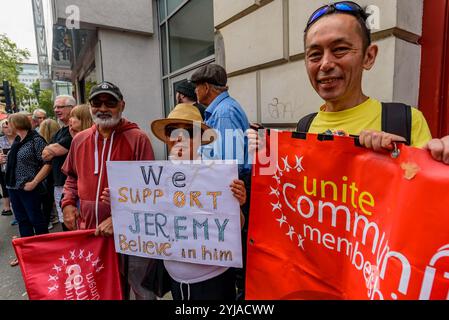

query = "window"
158;0;215;115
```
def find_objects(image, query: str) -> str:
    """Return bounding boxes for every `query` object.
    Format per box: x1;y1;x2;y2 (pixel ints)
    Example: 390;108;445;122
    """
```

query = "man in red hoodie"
61;81;156;300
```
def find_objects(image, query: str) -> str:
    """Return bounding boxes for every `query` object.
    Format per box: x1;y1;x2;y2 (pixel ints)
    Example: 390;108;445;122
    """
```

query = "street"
0;205;62;300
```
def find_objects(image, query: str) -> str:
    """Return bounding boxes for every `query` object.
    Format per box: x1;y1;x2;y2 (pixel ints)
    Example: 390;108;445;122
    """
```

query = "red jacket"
62;119;155;229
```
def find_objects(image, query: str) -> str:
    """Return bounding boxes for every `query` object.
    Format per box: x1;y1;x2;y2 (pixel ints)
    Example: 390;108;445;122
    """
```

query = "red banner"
246;132;449;300
13;230;123;300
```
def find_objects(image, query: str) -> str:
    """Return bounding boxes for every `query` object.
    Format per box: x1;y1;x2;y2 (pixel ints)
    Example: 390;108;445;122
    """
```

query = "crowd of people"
1;1;449;300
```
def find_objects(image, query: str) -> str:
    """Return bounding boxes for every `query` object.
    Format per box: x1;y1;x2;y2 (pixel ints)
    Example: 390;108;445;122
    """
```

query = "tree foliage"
31;79;54;118
39;89;55;118
0;33;31;107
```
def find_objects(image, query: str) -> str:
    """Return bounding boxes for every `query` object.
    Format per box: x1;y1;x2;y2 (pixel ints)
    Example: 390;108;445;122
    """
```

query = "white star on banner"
96;264;105;273
271;202;282;212
86;252;94;262
276;164;283;177
282;156;292;172
276;215;287;227
52;264;62;273
269;186;280;197
59;256;68;265
48;275;58;282
295;156;304;172
48;284;59;293
92;258;100;268
297;235;305;251
78;250;85;259
70;250;77;260
286;226;295;240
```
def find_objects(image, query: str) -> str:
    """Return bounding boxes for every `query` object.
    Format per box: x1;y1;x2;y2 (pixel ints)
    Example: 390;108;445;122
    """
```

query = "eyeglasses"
90;99;119;108
53;105;74;110
165;125;195;139
305;1;368;31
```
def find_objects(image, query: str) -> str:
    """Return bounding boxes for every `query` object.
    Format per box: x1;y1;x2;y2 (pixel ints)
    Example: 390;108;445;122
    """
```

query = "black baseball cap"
175;80;197;101
190;64;228;87
89;81;123;101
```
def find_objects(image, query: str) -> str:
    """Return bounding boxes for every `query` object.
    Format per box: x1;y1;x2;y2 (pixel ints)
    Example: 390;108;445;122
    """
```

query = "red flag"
13;230;123;300
246;132;449;300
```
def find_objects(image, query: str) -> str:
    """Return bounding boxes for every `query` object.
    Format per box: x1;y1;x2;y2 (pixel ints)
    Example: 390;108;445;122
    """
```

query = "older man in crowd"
191;64;251;300
41;95;75;228
32;108;47;132
61;81;156;300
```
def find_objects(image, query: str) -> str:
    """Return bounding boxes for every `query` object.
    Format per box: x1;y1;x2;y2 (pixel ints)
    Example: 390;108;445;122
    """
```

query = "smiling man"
41;95;75;228
301;1;432;150
61;81;157;300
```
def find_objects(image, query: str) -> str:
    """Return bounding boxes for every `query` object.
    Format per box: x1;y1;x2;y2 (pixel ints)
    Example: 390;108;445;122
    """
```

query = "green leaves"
0;33;30;84
0;34;31;107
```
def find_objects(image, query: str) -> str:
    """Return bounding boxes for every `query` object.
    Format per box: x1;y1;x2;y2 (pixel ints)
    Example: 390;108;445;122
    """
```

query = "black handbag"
141;259;172;298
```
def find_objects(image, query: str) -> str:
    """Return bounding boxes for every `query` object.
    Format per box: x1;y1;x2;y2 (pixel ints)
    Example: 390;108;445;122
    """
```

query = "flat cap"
190;64;228;87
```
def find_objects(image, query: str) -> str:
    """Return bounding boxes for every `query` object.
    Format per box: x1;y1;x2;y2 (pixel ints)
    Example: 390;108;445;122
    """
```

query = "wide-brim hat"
151;104;216;145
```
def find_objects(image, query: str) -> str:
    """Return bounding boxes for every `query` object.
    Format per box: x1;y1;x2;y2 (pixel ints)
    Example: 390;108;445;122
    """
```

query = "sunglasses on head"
305;1;368;31
90;98;119;108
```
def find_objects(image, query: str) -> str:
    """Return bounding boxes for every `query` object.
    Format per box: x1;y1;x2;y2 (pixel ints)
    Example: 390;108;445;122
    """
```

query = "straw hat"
151;104;216;145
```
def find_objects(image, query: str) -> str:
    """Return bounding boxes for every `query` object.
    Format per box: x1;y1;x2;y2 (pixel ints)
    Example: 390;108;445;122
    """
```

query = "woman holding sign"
153;104;246;300
103;103;246;300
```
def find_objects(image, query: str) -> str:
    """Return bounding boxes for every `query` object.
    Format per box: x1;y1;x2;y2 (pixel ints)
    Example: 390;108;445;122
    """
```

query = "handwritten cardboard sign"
107;160;243;268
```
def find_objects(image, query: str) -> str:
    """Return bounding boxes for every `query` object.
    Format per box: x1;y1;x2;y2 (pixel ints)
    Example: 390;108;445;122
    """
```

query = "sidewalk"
0;209;63;300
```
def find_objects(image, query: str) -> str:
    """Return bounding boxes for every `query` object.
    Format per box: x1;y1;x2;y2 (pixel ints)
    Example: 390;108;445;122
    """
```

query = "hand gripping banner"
246;131;449;300
13;230;123;300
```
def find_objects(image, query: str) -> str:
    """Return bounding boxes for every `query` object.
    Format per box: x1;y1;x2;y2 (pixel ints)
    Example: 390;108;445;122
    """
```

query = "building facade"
19;63;40;86
50;0;449;160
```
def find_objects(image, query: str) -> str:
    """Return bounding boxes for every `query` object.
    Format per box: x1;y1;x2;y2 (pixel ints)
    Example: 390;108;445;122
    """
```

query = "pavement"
0;207;63;300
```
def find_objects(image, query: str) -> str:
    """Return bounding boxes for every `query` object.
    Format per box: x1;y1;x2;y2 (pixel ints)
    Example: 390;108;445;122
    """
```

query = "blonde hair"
8;113;32;131
70;104;93;132
39;119;61;143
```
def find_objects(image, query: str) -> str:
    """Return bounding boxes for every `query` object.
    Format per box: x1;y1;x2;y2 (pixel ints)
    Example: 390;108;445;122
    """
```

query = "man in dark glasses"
60;81;158;300
301;1;432;151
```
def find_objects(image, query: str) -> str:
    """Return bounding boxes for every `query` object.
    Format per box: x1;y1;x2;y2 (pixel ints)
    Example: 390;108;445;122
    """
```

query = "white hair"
55;95;76;107
33;108;47;117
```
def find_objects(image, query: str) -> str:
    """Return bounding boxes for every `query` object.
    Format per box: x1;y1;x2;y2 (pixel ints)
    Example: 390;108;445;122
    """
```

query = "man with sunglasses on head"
41;95;75;229
302;1;432;149
248;1;449;164
60;81;157;300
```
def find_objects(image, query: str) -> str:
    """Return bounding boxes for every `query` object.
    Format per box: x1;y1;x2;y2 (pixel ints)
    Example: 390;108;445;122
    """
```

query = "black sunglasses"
305;1;368;31
165;125;195;139
90;98;119;109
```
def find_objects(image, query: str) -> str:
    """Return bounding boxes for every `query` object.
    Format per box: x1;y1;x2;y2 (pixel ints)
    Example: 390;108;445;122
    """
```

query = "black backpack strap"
381;103;412;146
296;113;318;133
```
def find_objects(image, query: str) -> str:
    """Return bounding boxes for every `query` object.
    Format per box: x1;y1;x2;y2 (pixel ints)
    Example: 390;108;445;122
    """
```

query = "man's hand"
100;188;110;205
24;180;38;191
42;147;56;162
95;217;114;237
425;136;449;164
247;124;266;155
359;130;407;152
230;179;246;206
63;205;79;230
